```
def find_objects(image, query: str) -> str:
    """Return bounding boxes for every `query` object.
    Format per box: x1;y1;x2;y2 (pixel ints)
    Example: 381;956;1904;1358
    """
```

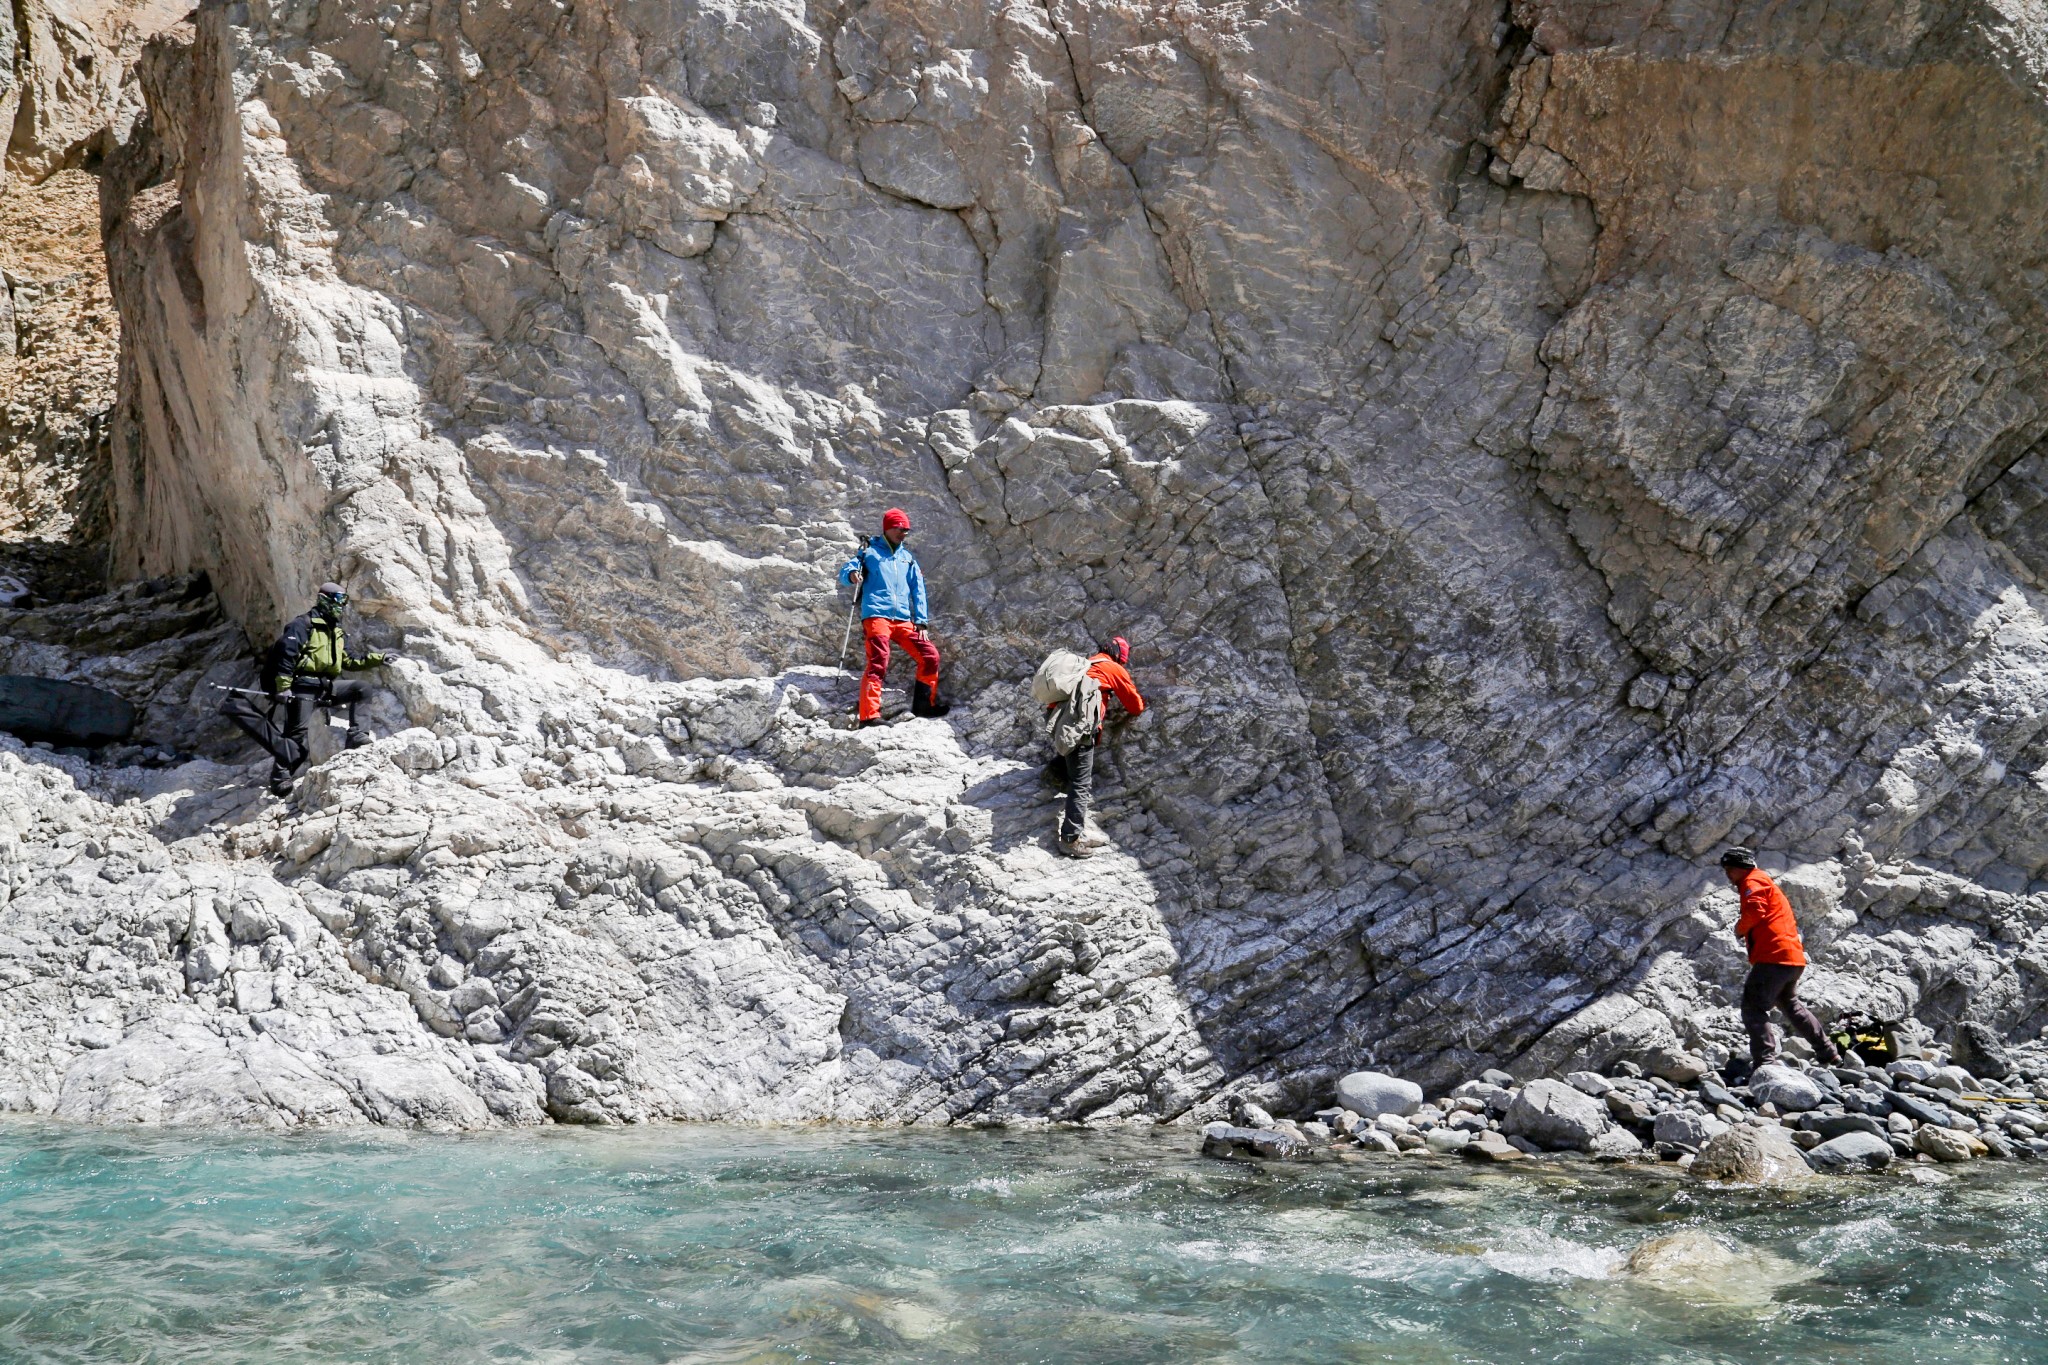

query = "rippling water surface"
0;1120;2042;1362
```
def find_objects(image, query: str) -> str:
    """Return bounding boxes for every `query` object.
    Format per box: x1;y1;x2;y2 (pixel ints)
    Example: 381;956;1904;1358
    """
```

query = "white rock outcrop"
5;0;2048;1127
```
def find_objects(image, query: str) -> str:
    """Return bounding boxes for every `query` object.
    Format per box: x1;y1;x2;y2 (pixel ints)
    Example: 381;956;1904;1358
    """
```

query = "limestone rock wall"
12;0;2048;1124
3;0;193;187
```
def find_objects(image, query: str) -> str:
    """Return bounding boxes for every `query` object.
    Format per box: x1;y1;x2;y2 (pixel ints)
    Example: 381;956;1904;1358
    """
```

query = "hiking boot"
910;681;951;717
1072;817;1110;850
855;717;884;729
268;773;295;798
1055;835;1095;859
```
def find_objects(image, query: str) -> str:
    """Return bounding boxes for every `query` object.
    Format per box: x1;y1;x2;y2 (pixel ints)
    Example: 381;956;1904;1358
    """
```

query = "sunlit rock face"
4;0;2044;1127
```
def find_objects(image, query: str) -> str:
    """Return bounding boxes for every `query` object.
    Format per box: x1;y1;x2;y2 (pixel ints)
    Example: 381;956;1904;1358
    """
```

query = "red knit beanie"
1109;636;1129;665
882;508;912;533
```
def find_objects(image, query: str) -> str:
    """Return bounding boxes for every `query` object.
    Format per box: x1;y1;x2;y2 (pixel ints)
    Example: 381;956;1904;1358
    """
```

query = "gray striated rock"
1335;1071;1423;1120
1201;1123;1307;1161
1805;1130;1894;1173
1692;1123;1817;1186
1464;1130;1527;1162
1916;1126;1978;1163
1748;1065;1825;1114
1588;1125;1645;1160
1644;1047;1710;1086
1653;1109;1729;1150
1811;1112;1887;1141
1424;1127;1471;1155
1504;1078;1613;1153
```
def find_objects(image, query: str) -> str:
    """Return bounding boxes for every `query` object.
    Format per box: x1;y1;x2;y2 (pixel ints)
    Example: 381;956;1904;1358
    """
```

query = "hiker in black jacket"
222;583;390;796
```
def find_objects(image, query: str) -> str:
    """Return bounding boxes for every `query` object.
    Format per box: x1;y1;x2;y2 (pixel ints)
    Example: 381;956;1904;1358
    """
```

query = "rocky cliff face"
5;0;2048;1127
2;0;191;592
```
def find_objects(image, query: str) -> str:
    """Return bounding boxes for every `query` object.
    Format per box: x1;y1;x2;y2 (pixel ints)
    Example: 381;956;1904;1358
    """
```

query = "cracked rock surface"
9;0;2048;1125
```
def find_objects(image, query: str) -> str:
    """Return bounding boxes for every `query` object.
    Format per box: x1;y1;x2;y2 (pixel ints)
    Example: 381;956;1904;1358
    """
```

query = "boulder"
1914;1126;1975;1163
1201;1123;1308;1161
0;675;135;745
1424;1127;1472;1155
1952;1022;2013;1080
1888;1091;1958;1127
1335;1071;1423;1120
1644;1046;1710;1086
1691;1122;1817;1185
1238;1101;1278;1128
1931;1066;1976;1094
1354;1129;1399;1154
1748;1064;1824;1113
1504;1078;1613;1152
1698;1080;1744;1110
1888;1058;1939;1083
1623;1230;1818;1306
1463;1130;1528;1162
1588;1126;1645;1159
1653;1109;1729;1149
1811;1112;1886;1141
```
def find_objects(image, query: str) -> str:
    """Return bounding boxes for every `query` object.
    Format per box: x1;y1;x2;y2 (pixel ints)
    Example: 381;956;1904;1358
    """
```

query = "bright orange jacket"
1733;868;1806;967
1086;655;1145;720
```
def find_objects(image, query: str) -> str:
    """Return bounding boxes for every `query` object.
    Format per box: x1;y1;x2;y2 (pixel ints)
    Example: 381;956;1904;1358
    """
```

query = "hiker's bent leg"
1774;969;1839;1064
897;621;948;716
1741;965;1782;1068
1060;740;1094;844
858;617;893;721
271;690;315;784
330;680;372;749
902;624;940;688
223;693;287;759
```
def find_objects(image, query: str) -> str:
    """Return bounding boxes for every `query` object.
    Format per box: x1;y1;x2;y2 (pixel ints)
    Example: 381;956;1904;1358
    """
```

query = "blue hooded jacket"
839;536;929;624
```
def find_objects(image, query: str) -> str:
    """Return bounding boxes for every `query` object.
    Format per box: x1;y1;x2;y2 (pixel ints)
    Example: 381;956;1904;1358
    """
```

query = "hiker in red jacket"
1722;846;1841;1072
1053;637;1145;857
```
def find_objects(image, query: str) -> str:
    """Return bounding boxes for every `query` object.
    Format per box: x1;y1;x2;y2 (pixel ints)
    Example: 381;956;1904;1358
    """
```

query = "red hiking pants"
860;617;939;721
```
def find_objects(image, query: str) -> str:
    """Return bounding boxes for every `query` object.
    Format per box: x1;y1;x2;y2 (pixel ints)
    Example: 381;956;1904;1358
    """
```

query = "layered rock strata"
4;0;2048;1126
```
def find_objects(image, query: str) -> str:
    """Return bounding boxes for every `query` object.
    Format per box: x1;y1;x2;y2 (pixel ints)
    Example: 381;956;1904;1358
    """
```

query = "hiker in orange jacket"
1722;846;1841;1073
1052;637;1145;857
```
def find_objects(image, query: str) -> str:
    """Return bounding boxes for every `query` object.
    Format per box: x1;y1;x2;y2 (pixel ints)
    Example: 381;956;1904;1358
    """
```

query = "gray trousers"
1059;738;1095;843
1742;963;1838;1067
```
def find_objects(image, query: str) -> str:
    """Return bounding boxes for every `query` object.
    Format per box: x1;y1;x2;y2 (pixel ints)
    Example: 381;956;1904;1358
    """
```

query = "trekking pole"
838;594;859;674
836;541;864;675
209;682;280;715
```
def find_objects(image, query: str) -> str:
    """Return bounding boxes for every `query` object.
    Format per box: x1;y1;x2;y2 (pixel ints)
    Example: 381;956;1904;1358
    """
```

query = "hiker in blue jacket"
839;508;949;725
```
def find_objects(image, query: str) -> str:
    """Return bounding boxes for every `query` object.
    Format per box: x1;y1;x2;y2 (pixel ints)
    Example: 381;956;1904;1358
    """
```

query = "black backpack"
256;617;300;694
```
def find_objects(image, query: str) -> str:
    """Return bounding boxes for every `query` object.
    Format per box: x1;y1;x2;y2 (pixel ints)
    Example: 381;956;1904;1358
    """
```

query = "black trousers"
224;679;369;783
1742;963;1838;1067
1059;737;1095;843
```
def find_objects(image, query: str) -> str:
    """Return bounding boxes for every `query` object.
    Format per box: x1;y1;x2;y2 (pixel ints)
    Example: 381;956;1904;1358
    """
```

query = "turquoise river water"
0;1120;2041;1362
